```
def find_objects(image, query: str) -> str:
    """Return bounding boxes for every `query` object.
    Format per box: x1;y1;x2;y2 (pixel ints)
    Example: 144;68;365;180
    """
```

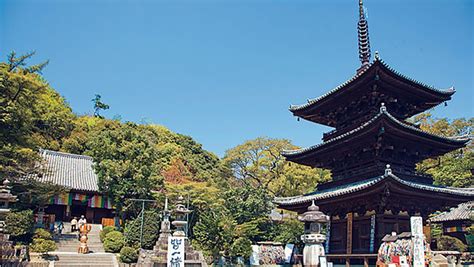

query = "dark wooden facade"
277;57;473;254
275;1;473;255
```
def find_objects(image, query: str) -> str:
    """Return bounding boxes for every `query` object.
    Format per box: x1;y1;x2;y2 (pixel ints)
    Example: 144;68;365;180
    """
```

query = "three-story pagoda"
274;0;474;256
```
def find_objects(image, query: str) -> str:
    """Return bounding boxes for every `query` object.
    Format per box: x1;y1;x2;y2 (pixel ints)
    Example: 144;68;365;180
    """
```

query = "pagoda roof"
273;172;474;208
282;105;468;164
290;55;455;125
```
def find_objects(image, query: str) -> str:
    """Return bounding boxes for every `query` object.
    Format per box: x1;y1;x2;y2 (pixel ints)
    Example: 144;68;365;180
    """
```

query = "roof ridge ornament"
385;164;392;176
380;102;387;113
357;0;371;74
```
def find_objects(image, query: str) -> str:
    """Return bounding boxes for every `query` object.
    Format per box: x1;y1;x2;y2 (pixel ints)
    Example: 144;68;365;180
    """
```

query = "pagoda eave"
290;58;454;127
283;108;468;168
274;173;474;215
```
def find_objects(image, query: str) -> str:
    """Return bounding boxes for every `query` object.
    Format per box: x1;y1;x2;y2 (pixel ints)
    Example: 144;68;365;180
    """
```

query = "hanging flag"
49;193;72;205
88;195;113;209
72;193;88;203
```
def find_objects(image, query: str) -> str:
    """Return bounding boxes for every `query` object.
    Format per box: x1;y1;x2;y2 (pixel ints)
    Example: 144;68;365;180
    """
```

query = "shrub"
33;228;53;240
104;230;125;253
30;228;56;253
437;235;467;252
30;238;57;253
5;210;35;242
119;246;138;263
124;210;160;249
100;226;116;242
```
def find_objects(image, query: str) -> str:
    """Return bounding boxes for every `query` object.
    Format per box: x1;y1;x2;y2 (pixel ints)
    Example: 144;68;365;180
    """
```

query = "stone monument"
298;200;329;267
138;197;207;267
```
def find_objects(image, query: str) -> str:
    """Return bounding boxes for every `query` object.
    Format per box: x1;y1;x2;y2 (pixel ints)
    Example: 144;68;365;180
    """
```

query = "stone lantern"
0;179;18;240
171;196;192;237
298;200;329;267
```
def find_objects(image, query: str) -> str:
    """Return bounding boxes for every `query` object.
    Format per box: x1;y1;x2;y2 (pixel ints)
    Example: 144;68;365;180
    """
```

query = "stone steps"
50;253;117;267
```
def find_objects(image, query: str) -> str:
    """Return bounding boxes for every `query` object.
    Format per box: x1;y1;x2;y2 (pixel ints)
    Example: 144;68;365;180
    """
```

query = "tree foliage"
87;121;163;205
5;210;35;243
92;94;109;118
223;137;331;197
193;183;274;260
0;51;73;180
124;210;160;249
413;113;473;187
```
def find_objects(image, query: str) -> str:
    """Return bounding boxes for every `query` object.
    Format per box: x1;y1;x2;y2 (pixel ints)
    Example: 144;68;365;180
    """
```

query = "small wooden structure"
430;201;473;245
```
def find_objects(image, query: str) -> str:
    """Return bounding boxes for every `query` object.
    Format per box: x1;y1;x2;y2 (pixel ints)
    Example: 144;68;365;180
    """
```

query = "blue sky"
1;0;472;157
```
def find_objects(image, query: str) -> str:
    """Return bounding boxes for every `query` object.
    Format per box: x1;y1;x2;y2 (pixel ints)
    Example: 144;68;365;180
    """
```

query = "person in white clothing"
78;215;87;229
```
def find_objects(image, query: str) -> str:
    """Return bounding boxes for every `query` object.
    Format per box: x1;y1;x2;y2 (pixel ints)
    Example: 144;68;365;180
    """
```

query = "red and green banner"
49;193;72;205
88;195;113;209
72;193;88;203
444;225;467;233
49;193;113;209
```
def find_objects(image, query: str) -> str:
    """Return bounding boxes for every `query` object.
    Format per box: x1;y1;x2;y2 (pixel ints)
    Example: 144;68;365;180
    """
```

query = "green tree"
92;94;109;118
192;183;274;261
87;121;163;207
223;137;331;196
413;113;473;187
124;210;160;249
5;210;35;243
0;51;75;180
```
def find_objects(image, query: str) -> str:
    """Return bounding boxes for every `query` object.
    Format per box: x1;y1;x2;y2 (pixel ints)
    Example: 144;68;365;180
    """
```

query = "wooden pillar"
346;212;353;254
346;257;350;267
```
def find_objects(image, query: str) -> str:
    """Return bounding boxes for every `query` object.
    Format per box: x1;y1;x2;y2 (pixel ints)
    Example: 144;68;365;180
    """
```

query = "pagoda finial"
357;0;371;74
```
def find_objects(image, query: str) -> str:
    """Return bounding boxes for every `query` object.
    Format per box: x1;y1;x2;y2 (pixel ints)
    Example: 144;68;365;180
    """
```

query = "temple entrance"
71;200;87;219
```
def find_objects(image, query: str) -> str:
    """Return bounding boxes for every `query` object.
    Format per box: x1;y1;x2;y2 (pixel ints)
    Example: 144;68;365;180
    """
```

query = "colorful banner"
49;193;112;209
88;195;113;209
72;193;88;203
444;225;467;233
49;193;72;205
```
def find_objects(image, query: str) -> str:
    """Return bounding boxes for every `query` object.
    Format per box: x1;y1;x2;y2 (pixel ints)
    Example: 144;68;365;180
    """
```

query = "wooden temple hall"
274;0;474;263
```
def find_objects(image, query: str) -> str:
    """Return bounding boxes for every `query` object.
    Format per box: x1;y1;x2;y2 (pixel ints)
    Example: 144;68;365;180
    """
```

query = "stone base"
138;233;207;267
303;243;325;267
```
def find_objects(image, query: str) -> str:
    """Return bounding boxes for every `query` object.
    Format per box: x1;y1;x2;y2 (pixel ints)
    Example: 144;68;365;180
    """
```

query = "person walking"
78;215;87;228
57;221;64;235
71;217;78;232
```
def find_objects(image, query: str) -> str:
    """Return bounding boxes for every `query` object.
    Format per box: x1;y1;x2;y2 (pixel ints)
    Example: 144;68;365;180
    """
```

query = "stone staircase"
52;253;117;267
53;223;104;253
50;223;117;267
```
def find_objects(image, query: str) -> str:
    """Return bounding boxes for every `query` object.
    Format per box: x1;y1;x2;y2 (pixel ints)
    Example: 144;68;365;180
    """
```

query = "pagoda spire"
357;0;371;74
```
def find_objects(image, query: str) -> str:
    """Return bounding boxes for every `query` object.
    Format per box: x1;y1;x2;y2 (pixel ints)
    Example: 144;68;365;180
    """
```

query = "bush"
33;228;53;240
30;228;56;253
437;235;467;252
100;226;116;242
5;210;35;242
104;230;125;253
30;238;57;253
119;246;138;263
124;210;160;249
